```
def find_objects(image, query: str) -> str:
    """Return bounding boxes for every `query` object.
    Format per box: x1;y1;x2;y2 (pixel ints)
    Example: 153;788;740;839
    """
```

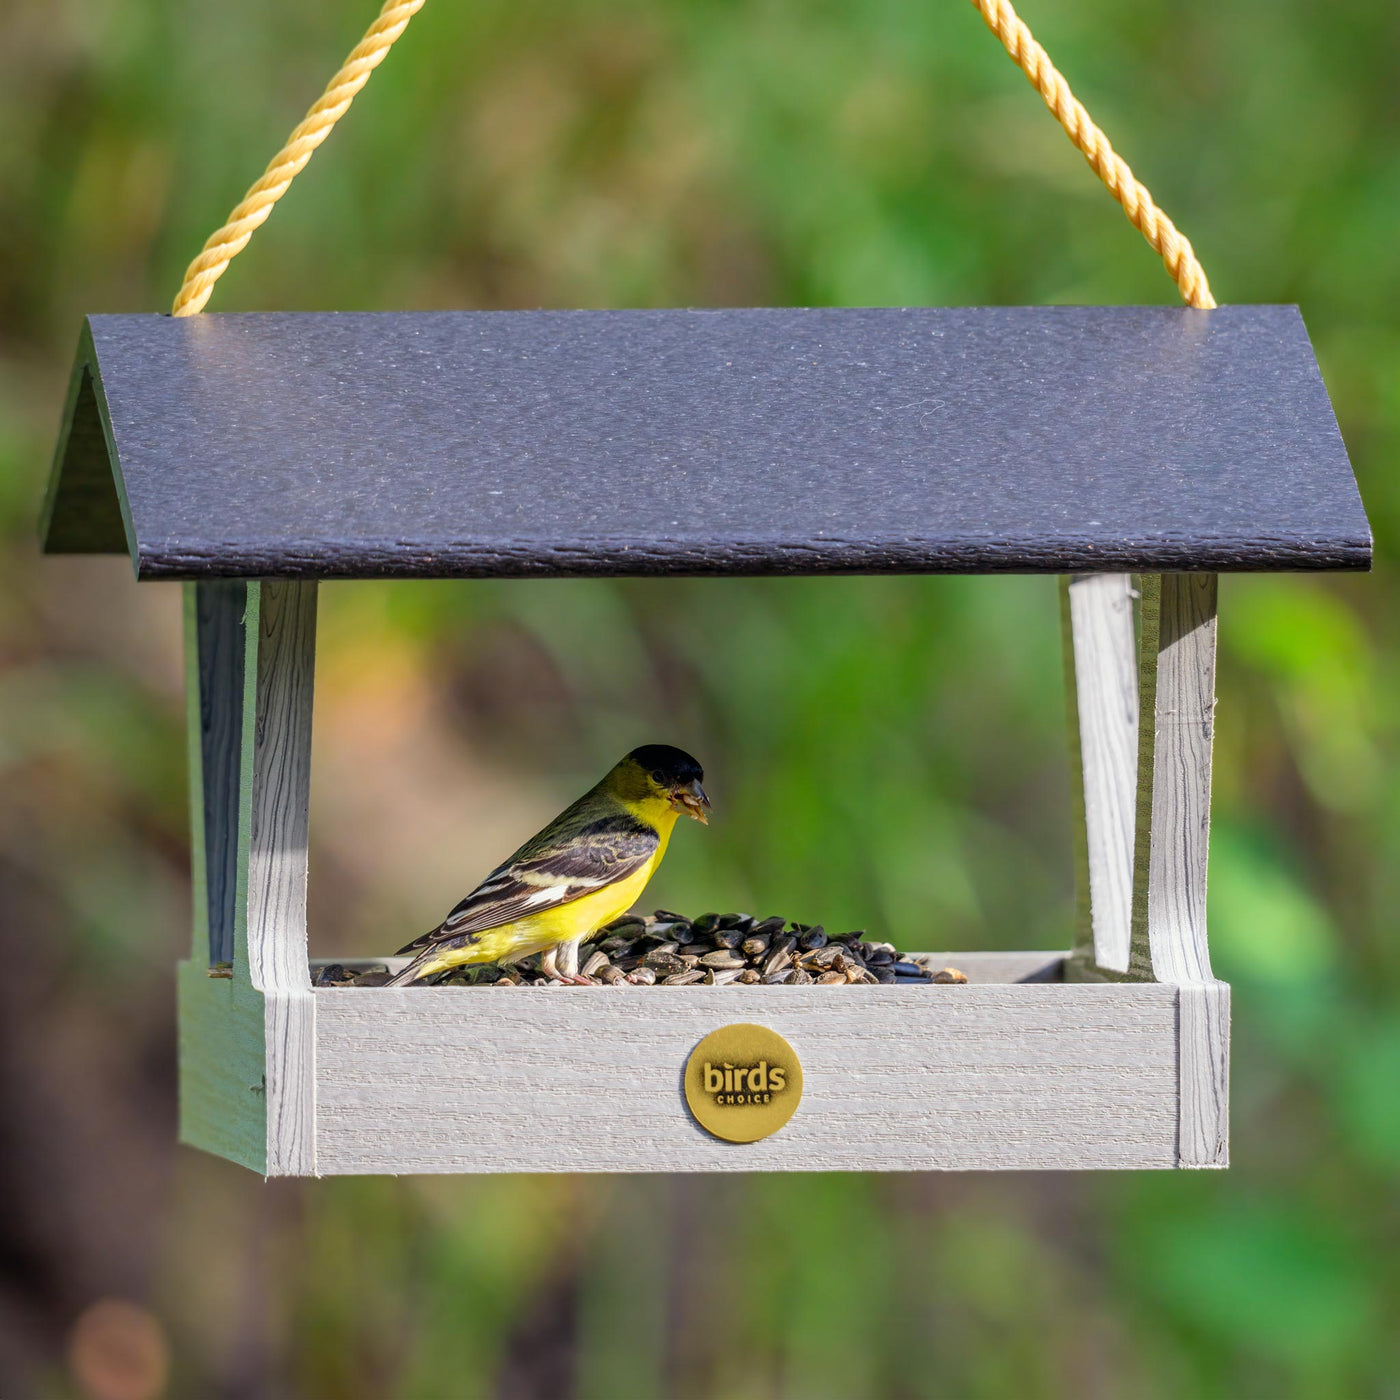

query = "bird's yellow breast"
455;816;675;966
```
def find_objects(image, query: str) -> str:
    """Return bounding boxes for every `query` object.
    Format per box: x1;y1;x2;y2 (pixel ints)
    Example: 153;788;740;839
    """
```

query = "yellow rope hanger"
171;0;424;317
171;0;1214;317
970;0;1215;308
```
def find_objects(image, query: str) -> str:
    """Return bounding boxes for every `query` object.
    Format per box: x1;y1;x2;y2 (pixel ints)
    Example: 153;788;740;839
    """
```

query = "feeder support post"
1131;573;1228;1166
240;580;319;1174
1128;573;1217;983
1065;572;1228;1167
179;579;319;1176
1062;574;1139;973
189;581;247;968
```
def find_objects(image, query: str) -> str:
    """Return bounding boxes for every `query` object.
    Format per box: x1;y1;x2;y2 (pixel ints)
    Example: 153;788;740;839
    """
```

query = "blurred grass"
2;0;1399;1395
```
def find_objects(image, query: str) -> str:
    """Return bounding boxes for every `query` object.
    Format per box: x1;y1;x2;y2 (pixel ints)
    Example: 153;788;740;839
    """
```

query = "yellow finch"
387;745;710;986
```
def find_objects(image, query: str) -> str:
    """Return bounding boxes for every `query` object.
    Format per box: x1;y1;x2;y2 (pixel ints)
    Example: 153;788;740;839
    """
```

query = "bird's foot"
547;972;595;986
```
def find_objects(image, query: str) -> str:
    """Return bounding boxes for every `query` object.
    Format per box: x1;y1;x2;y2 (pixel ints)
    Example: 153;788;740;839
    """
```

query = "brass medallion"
684;1023;803;1143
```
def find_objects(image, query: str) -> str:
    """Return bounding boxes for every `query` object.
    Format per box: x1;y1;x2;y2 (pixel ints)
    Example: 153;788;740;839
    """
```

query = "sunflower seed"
700;949;746;969
763;970;794;985
789;968;815;986
581;950;611;979
598;966;627;985
710;968;745;986
816;971;846;985
875;968;897;985
737;968;761;984
662;969;706;986
752;916;787;935
798;927;828;950
740;934;771;959
691;913;720;935
932;967;969;984
626;967;657;985
644;950;686;975
762;951;792;980
763;934;796;969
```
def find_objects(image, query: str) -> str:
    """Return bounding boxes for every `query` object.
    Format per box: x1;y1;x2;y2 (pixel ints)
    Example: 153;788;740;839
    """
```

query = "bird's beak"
672;779;711;825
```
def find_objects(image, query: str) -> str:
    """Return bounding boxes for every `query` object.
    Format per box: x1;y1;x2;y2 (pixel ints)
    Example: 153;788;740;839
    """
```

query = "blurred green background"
2;0;1398;1395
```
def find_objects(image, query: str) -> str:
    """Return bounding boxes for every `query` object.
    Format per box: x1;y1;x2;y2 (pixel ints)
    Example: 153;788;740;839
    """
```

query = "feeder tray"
42;304;1369;1174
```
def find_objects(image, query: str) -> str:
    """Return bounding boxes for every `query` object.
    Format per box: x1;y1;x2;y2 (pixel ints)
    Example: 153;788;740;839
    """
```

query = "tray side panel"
313;983;1180;1173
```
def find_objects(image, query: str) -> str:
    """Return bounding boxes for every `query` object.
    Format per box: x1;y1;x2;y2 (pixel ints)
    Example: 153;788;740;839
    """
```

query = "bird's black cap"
627;744;704;785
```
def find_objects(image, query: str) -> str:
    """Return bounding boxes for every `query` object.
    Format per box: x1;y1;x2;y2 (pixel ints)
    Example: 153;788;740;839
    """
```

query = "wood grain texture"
1067;574;1140;973
240;581;318;1176
42;306;1370;578
1125;574;1229;1167
1129;574;1218;983
313;982;1182;1174
1178;981;1230;1166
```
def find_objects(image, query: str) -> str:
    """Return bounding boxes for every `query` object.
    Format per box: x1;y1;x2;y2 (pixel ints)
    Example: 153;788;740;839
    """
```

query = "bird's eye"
651;771;666;784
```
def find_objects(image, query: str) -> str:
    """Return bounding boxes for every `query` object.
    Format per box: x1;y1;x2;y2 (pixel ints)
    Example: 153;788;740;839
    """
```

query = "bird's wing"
397;813;659;954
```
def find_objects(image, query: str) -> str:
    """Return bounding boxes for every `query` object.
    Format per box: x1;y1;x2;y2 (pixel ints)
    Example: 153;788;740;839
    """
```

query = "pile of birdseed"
315;911;968;988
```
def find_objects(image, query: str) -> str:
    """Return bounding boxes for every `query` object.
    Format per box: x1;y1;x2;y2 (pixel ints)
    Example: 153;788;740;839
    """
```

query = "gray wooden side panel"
176;961;267;1173
1068;574;1139;973
313;984;1180;1173
241;581;318;1176
40;324;133;555
179;583;267;1173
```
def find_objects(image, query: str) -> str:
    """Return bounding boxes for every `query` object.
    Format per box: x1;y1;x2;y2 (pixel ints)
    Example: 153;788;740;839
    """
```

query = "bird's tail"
386;953;440;987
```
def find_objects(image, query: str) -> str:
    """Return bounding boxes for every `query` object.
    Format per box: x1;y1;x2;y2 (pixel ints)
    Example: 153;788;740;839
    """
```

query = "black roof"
41;305;1369;578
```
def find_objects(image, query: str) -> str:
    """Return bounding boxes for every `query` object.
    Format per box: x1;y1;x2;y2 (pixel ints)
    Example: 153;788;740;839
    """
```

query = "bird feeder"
42;304;1368;1175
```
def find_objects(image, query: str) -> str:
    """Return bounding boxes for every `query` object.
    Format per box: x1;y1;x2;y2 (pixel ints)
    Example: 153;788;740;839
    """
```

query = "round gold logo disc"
684;1023;803;1143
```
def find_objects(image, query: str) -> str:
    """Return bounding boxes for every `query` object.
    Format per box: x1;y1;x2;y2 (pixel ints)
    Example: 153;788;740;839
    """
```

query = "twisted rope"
969;0;1215;308
171;0;1212;315
171;0;424;317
